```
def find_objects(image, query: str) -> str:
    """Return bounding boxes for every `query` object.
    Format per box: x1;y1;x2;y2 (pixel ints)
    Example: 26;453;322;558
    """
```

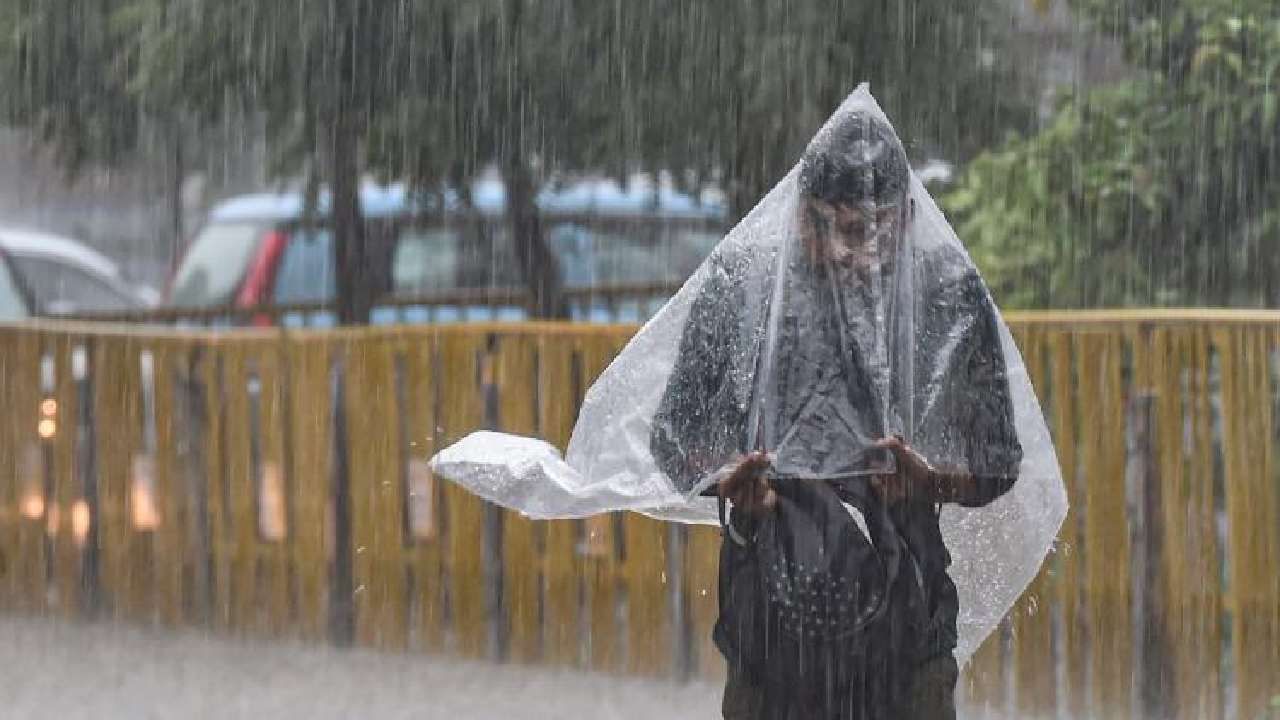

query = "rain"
0;1;1278;718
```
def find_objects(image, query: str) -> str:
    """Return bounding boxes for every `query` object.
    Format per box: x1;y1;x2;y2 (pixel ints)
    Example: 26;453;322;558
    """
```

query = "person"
650;109;1023;719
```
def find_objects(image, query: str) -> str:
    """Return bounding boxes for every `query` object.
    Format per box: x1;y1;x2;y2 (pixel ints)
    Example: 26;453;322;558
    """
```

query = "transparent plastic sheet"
431;85;1066;660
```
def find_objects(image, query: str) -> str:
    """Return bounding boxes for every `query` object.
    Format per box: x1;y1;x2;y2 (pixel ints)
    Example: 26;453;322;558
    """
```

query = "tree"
1;0;138;171
5;0;1043;320
119;0;597;321
0;0;192;257
118;0;427;323
373;0;1041;317
368;1;630;319
945;0;1280;308
621;0;1040;220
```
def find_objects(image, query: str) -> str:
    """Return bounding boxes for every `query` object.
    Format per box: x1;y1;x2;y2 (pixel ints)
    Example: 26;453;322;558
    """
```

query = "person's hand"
717;451;776;516
872;435;934;503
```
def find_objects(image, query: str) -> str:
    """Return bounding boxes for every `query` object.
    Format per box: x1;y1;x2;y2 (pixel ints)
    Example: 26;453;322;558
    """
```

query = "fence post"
78;338;102;616
329;358;355;646
668;522;689;680
182;346;214;624
481;336;503;660
1126;392;1174;719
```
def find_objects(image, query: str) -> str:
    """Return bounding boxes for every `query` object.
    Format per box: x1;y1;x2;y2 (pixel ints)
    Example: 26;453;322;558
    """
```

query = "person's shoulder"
709;237;767;269
917;245;987;302
702;238;776;289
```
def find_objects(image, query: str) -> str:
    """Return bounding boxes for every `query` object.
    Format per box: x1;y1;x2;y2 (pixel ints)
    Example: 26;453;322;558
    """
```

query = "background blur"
0;0;1152;314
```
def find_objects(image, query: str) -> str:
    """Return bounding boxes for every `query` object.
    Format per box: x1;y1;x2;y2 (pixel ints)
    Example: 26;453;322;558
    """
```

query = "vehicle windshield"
0;256;28;320
10;256;138;314
548;223;721;288
169;223;263;307
273;229;336;305
392;227;460;295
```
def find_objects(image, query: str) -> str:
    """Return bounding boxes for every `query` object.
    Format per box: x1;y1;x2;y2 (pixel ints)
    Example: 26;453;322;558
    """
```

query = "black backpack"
715;478;928;718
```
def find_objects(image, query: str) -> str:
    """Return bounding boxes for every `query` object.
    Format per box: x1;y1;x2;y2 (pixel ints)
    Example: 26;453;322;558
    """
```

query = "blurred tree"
116;0;424;323
1;0;417;322
0;0;139;171
577;0;1039;221
366;0;1040;315
946;0;1280;308
4;0;1041;320
377;0;1039;315
366;0;615;318
0;0;190;257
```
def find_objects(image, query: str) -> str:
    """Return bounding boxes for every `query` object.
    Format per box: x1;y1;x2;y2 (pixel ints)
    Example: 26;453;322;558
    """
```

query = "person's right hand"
717;451;776;516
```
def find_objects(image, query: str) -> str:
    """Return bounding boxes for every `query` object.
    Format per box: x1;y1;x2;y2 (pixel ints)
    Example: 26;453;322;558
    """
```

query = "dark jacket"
650;240;1022;665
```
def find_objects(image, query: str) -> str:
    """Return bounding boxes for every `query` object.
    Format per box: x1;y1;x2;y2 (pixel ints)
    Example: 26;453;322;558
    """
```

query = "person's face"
799;196;907;270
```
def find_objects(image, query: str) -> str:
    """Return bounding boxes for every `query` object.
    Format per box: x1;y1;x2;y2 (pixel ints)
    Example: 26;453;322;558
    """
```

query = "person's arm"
949;273;1022;507
875;272;1022;508
873;437;1016;507
925;467;1016;508
649;253;745;492
718;452;774;545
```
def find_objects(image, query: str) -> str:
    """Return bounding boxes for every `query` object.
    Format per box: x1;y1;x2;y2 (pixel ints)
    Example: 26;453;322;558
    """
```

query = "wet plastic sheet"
431;85;1066;659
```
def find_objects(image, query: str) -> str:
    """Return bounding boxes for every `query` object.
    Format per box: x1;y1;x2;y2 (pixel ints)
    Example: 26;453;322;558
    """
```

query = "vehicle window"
456;221;522;288
0;256;28;320
546;222;720;288
392;227;459;295
548;224;595;288
169;223;263;307
11;257;136;314
274;229;335;305
666;228;721;277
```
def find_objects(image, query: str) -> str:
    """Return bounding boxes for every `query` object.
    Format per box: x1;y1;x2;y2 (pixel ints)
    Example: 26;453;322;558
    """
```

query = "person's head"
797;111;912;269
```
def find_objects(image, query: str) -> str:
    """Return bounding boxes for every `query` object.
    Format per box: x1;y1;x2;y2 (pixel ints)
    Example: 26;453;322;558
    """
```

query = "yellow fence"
0;315;1278;718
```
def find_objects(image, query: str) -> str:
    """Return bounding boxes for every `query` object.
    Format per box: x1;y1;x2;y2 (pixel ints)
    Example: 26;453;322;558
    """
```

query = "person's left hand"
872;435;934;503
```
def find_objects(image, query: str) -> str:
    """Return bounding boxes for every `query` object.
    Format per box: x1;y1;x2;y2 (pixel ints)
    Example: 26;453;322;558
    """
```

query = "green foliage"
946;0;1280;308
608;0;1039;219
361;0;1039;218
1;0;140;171
3;0;1040;211
2;0;1042;317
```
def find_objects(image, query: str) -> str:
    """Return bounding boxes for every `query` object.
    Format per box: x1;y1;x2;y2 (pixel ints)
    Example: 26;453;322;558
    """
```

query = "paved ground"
0;617;722;719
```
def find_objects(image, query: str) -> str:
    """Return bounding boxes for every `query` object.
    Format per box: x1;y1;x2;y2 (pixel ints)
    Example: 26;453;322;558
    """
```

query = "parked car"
0;243;32;321
166;177;726;325
0;228;157;317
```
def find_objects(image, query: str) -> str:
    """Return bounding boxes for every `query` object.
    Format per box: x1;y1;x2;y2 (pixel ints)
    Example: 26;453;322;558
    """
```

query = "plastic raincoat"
431;86;1066;664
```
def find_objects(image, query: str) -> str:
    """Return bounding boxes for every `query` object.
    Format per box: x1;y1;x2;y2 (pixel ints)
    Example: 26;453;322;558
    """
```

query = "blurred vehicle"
0;228;158;317
166;177;726;326
0;243;33;321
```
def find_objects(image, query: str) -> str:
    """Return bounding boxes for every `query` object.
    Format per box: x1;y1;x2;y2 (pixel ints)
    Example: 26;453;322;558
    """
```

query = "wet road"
0;617;721;719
